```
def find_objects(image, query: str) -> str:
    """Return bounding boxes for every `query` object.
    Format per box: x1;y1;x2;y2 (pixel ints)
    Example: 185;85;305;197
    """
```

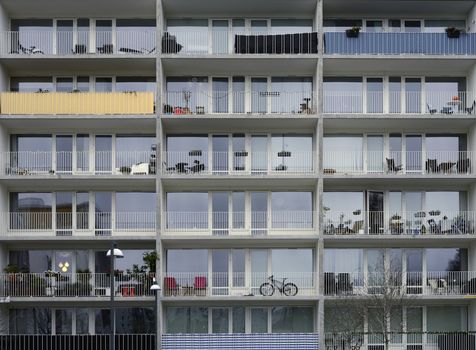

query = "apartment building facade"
0;0;475;349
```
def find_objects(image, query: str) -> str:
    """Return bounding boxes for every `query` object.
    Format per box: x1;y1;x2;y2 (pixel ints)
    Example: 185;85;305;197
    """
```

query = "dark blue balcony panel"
325;32;476;55
162;333;320;350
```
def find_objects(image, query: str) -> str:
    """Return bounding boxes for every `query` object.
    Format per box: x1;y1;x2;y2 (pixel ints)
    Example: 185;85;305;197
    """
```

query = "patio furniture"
457;158;471;173
466;100;476;114
426;103;436;114
428;278;446;294
130;162;149;175
97;44;113;54
336;273;353;295
440;106;453;114
161;32;183;53
427;219;441;234
194;276;207;296
425;159;438;173
164;277;179;296
437;161;456;173
324;272;336;295
72;44;87;54
189;160;205;173
386;158;402;172
175;162;188;173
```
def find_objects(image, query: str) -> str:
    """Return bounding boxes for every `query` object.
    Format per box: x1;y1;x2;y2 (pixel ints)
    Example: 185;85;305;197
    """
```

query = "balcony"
0;211;156;237
324;332;476;350
0;31;156;56
324;271;476;297
323;151;473;175
163;272;315;298
163;211;315;236
0;334;155;350
0;272;155;298
162;151;315;175
323;91;476;115
0;92;155;115
1;150;156;176
163;91;315;115
163;333;319;350
324;32;476;55
161;31;318;55
323;211;474;236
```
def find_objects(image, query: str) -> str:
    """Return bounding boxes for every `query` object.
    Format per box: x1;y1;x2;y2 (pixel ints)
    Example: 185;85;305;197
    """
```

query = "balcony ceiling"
324;0;474;19
162;0;317;18
0;57;156;76
1;0;156;18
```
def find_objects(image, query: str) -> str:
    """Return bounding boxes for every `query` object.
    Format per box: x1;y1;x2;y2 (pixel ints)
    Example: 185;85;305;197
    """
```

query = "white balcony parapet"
163;91;315;115
324;271;476;297
323;210;474;236
162;151;315;175
323;151;474;175
324;31;476;55
0;272;155;297
0;151;156;176
1;211;156;237
163;211;315;235
323;91;476;115
162;272;316;297
0;31;156;55
161;31;318;55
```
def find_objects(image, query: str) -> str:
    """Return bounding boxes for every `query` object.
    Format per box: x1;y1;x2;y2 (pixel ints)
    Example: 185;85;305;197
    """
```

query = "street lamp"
107;242;123;350
150;278;161;350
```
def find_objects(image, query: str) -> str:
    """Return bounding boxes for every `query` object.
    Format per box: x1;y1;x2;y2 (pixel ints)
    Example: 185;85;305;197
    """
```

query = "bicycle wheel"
283;283;298;296
260;282;275;296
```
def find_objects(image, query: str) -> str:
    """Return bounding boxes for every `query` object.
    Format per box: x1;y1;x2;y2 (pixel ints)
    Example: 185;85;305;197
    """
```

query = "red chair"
194;276;207;296
164;277;179;296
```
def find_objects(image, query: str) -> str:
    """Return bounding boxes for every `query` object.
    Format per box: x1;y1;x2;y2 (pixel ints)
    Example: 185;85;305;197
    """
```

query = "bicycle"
259;275;298;296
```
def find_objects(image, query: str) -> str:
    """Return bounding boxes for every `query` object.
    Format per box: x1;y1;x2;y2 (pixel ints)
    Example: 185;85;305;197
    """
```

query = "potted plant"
346;26;361;38
446;27;461;38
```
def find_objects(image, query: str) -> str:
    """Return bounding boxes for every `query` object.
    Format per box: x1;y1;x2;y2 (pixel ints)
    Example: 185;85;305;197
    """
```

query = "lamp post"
107;242;123;350
150;278;161;350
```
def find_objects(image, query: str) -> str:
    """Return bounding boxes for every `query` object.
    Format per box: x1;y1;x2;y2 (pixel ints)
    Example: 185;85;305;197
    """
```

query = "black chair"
386;158;402;172
425;159;438;173
466;100;476;115
161;32;183;53
457;158;470;173
336;273;353;294
427;103;437;114
72;44;87;54
324;272;336;295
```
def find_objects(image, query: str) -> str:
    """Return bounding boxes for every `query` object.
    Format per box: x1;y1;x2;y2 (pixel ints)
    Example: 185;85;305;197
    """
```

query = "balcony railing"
324;271;476;297
324;332;476;350
0;272;155;298
164;91;315;115
0;334;156;350
323;151;474;175
1;211;156;237
324;32;476;55
163;272;316;297
164;211;315;235
0;92;155;115
323;91;476;115
161;31;318;55
163;151;315;175
0;31;156;55
323;211;474;236
163;333;319;350
1;151;156;176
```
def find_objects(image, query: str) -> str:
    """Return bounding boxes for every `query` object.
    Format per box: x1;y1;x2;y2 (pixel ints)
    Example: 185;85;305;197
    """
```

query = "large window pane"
116;192;156;229
323;77;362;113
271;77;312;114
272;307;313;333
251;308;268;333
271;192;312;228
167;19;208;54
322;192;364;234
55;309;72;334
212;308;229;333
323;135;363;172
166;192;208;229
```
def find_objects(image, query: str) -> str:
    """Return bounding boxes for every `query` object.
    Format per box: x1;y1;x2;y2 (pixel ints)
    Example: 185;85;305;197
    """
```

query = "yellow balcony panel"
0;92;155;115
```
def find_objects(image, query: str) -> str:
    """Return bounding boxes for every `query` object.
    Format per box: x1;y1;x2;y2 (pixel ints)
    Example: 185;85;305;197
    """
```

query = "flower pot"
346;29;360;38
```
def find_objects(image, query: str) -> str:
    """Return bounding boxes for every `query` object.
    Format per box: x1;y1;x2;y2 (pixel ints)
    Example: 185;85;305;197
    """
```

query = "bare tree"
326;265;417;350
